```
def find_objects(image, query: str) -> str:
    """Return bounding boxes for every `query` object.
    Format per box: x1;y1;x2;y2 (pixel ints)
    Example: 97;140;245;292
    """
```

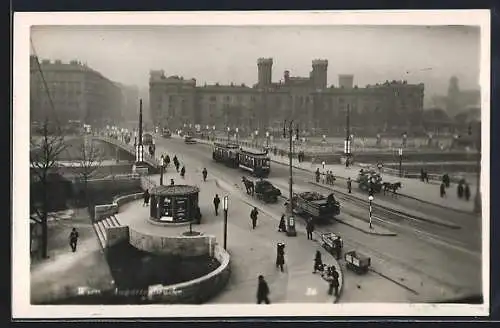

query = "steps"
93;215;122;249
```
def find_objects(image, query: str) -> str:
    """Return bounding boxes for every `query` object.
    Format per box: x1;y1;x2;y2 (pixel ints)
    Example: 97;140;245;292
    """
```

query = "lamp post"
398;148;403;177
266;131;270;148
368;195;374;229
227;127;231;144
345;105;351;167
160;155;165;186
235;127;239;145
223;195;229;250
283;119;299;237
135;99;144;165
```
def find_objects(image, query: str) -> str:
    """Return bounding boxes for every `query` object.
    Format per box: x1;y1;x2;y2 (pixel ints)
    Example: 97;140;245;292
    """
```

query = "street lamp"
368;195;374;229
160;155;165;186
227;127;231;144
235;127;239;145
398;148;403;177
283;119;299;237
223;196;229;250
345;105;351;167
266;131;270;148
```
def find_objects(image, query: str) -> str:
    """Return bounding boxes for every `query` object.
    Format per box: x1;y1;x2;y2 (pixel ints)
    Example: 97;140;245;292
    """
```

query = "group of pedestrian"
325;171;336;185
297;151;306;163
457;178;472;201
420;168;430;183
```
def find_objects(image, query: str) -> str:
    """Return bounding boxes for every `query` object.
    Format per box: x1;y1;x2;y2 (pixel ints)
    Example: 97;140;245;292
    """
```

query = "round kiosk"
149;185;200;224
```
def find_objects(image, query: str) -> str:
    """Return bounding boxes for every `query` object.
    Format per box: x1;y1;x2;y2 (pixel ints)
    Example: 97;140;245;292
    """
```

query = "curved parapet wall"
128;228;216;257
147;244;231;304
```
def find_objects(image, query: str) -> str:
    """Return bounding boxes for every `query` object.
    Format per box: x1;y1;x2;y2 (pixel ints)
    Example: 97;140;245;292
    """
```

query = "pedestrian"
322;161;326;170
143;189;150;206
347;177;352;193
180;166;186;178
250;207;259;229
464;183;471;201
313;250;323;273
315;168;320;183
420;168;425;182
202;167;208;182
425;170;429;183
278;214;287;232
333;236;342;260
213;194;221;216
165;155;171;167
440;182;446;198
170;178;175;186
327;266;340;297
257;275;270;304
306;217;314;240
457;181;464;199
69;227;79;252
276;242;285;272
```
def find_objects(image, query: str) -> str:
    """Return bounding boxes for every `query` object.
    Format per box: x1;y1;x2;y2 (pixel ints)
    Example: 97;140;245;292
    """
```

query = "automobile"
184;135;197;144
162;128;172;138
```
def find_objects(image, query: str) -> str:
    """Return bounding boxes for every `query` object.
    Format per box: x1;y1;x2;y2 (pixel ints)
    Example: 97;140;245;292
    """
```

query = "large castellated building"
149;58;425;135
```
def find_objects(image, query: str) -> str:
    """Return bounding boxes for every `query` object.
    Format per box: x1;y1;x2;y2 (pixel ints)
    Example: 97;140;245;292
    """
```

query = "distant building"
431;76;480;117
30;56;123;127
149;58;425;135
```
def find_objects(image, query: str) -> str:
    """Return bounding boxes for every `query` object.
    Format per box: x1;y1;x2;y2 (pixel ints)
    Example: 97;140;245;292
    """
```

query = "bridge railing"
92;135;160;167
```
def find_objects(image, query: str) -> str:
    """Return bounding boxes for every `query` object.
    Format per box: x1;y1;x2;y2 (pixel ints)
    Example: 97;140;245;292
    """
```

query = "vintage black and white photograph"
13;10;490;318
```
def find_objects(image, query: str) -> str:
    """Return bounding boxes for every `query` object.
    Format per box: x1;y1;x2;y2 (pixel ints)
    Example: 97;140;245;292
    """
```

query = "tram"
238;148;271;178
212;142;240;168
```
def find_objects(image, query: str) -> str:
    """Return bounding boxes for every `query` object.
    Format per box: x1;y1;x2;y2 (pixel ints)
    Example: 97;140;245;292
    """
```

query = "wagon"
321;232;343;254
344;250;371;274
254;180;281;203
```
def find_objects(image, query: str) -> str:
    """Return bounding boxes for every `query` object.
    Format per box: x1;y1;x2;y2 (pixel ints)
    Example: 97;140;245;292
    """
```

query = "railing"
91;135;160;167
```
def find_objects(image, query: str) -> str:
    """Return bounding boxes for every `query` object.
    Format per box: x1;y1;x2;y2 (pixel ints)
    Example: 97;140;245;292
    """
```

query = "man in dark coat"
180;166;186;178
69;227;79;252
457;181;464;199
306;217;314;240
440;183;446;198
347;177;352;193
328;266;340;297
315;168;320;183
250;207;259;229
170;178;175;186
257;275;270;304
333;236;342;260
202;168;208;182
276;243;285;272
313;250;323;273
278;214;287;232
464;183;471;201
143;189;150;206
213;194;221;216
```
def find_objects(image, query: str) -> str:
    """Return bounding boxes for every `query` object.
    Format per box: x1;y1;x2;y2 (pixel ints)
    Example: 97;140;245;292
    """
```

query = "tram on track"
212;143;271;177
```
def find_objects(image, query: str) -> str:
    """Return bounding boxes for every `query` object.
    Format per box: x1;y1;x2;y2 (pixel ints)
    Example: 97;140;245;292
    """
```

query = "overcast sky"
31;25;480;97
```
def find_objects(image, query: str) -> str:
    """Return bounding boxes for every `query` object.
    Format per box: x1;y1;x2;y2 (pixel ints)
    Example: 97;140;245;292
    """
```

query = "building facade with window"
149;58;425;136
30;56;123;127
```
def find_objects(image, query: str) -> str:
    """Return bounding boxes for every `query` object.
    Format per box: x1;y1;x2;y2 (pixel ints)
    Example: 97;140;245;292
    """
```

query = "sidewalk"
269;153;477;214
30;209;114;304
118;171;341;303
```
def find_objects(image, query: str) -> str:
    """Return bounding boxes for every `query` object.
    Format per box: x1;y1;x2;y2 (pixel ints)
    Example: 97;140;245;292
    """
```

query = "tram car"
237;148;271;178
212;142;240;168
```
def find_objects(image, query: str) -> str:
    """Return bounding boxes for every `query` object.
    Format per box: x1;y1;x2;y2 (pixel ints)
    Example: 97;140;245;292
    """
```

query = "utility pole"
345;104;351;167
283;120;298;237
135;99;144;164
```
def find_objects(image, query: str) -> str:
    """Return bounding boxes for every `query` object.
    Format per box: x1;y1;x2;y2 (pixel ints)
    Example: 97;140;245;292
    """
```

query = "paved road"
154;137;482;302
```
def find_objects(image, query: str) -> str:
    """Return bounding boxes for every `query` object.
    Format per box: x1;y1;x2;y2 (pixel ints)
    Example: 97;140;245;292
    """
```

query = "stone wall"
128;228;216;257
113;192;143;210
146;244;231;304
106;226;130;248
94;204;118;222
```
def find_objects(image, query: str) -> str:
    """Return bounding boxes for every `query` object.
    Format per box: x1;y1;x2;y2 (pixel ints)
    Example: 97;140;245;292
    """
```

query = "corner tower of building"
257;58;273;87
311;59;328;89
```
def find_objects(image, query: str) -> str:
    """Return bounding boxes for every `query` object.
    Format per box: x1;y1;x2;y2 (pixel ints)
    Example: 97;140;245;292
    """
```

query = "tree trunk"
41;190;49;258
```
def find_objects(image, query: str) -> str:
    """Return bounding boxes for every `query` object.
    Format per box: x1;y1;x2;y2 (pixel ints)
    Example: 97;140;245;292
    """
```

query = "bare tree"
78;136;103;208
30;117;67;259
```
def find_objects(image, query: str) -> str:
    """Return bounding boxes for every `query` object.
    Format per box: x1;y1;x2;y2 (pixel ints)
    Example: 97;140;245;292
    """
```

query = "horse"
382;182;402;196
242;176;255;196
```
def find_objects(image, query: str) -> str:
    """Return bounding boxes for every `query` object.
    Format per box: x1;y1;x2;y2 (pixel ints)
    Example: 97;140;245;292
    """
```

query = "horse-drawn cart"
344;250;371;274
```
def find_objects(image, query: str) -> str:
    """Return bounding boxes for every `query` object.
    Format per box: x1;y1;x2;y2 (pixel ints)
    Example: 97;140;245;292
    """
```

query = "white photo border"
13;10;491;318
